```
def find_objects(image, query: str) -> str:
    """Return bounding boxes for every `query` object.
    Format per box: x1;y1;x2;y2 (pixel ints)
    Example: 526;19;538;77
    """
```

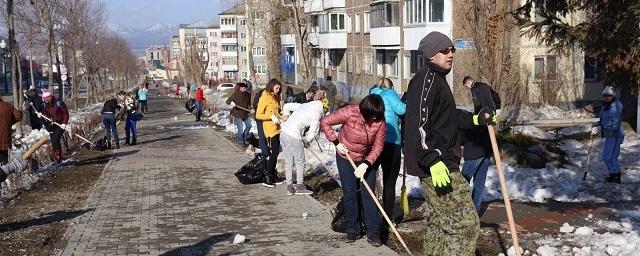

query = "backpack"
253;89;264;111
487;85;502;110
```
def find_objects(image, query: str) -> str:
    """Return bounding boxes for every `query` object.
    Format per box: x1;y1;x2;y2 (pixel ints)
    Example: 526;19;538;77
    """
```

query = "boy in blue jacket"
591;86;625;184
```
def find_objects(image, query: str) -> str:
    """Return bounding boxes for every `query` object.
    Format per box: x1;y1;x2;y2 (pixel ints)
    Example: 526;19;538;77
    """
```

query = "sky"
103;0;229;29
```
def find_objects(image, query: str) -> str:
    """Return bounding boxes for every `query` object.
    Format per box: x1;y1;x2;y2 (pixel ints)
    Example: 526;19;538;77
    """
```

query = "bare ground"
0;148;111;256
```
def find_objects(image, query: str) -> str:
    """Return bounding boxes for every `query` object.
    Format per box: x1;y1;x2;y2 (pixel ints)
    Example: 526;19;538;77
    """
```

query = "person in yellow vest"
255;79;283;188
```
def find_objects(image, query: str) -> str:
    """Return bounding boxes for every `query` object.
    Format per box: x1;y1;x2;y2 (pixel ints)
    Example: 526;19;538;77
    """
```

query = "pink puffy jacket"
320;105;386;165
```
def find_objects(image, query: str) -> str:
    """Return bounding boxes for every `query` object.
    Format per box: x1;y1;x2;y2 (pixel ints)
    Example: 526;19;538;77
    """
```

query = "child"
124;93;143;145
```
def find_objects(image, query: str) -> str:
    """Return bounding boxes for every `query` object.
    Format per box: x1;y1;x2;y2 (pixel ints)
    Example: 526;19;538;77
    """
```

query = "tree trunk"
29;41;35;89
71;53;78;109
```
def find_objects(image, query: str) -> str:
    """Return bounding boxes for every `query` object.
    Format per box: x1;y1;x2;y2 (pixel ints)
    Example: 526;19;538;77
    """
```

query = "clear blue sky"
103;0;229;28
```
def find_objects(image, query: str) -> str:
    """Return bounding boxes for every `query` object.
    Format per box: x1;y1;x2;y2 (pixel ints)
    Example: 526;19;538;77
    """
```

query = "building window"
371;2;400;28
363;53;374;75
388;53;399;77
410;50;426;74
376;53;384;76
405;0;444;24
364;12;370;33
242;59;247;65
240;46;247;52
253;47;266;56
256;65;266;74
221;32;237;38
584;56;600;81
240;19;246;25
222;57;237;65
318;13;347;32
240;33;246;39
534;55;557;80
355;14;361;33
222;45;237;52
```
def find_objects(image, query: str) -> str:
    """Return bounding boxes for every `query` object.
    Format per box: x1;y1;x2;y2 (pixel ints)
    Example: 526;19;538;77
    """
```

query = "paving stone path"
60;89;396;255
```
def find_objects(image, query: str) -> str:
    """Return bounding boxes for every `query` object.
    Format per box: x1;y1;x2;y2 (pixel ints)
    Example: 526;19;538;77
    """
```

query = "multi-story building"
218;2;272;84
178;20;215;83
219;5;243;81
206;27;221;80
168;36;181;79
296;0;600;105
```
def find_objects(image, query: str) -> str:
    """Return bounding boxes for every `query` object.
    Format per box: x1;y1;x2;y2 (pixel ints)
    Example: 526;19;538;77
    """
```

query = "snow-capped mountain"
108;23;179;56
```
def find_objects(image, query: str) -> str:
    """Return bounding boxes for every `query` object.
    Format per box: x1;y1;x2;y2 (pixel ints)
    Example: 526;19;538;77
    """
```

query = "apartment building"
178;20;215;83
206;27;222;80
219;5;242;81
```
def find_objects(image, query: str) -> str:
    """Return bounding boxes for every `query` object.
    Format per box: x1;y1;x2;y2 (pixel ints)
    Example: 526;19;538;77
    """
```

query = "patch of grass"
498;132;538;148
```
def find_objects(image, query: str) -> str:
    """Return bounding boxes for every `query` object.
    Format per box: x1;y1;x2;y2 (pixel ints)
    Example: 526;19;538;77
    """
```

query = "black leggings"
49;126;64;151
266;135;281;178
372;143;402;219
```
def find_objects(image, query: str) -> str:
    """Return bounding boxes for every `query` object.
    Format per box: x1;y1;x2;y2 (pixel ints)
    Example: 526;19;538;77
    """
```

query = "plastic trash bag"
234;154;265;184
185;98;196;112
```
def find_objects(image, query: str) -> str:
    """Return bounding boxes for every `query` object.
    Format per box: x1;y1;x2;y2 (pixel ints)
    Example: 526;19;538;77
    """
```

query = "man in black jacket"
403;32;495;255
293;86;318;104
460;76;497;215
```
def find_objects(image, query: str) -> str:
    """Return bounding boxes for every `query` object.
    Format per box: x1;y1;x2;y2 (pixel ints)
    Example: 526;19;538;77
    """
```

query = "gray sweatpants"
281;133;305;185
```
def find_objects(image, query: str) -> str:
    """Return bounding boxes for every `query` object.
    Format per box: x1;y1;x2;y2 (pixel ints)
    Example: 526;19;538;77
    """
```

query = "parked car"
217;83;235;91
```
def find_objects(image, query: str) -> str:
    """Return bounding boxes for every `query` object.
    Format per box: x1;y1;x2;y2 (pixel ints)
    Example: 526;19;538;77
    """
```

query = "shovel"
346;154;413;256
400;163;410;216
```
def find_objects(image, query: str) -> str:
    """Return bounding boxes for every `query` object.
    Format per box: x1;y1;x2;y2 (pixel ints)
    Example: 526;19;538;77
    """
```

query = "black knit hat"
418;32;453;59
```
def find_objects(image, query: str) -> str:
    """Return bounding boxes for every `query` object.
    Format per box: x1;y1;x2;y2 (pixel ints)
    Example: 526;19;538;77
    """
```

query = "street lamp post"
0;39;8;94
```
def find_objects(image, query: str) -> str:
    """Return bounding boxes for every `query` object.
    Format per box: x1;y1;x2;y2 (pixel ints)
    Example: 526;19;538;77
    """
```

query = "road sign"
61;74;67;81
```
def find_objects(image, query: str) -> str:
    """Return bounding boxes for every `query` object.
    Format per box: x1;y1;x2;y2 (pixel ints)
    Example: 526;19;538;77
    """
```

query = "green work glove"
473;108;497;126
429;161;451;188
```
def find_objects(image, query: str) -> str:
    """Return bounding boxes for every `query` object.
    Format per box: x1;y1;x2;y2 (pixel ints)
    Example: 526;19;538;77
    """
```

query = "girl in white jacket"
280;91;329;195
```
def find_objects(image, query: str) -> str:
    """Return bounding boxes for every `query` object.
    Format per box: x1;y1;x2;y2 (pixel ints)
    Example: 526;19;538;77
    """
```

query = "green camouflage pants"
421;172;480;256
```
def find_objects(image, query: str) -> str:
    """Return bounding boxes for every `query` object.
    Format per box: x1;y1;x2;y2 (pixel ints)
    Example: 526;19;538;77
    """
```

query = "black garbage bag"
92;136;109;151
331;194;367;234
184;98;196;112
234;154;265;184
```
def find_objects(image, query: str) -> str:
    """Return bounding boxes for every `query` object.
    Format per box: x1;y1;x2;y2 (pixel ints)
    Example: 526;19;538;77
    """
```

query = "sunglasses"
439;47;456;55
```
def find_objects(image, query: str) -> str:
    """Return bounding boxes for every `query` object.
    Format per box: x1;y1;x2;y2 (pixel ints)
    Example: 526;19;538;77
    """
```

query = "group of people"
100;83;148;149
223;32;500;253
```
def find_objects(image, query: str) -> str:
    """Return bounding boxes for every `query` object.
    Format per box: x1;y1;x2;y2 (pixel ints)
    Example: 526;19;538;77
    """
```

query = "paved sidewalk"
60;89;396;255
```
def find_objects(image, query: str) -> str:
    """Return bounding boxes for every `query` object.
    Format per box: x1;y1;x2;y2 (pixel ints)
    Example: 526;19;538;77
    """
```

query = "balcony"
220;24;236;31
221;51;238;57
370;27;400;46
318;32;347;49
222;64;238;72
281;34;296;47
308;32;319;46
303;0;322;13
220;37;237;44
324;0;345;9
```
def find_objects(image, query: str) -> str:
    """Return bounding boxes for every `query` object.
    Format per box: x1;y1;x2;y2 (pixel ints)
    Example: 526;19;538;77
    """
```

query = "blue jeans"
462;156;491;212
256;120;269;157
336;155;380;236
195;101;204;121
234;117;252;144
602;137;623;174
102;113;118;144
125;114;137;142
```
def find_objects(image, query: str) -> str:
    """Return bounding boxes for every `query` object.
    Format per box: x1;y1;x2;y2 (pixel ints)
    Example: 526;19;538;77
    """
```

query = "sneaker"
275;176;285;185
262;181;275;188
367;232;382;247
605;173;621;184
343;233;361;243
286;184;295;195
294;184;312;195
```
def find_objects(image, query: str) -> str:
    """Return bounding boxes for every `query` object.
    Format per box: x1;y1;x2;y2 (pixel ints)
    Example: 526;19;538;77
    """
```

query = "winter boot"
262;170;276;188
53;149;63;164
605;173;621;184
125;138;130;146
131;138;137;146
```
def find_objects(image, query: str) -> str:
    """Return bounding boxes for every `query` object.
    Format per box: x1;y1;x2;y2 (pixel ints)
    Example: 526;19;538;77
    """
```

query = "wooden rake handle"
487;125;521;256
345;154;413;256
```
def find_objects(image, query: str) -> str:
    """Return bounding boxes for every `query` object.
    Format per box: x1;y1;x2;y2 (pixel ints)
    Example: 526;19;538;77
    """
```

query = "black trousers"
0;150;8;164
48;126;64;151
266;135;281;178
372;143;402;219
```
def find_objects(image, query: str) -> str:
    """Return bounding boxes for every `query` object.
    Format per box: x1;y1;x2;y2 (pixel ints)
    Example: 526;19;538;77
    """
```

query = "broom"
400;163;410;216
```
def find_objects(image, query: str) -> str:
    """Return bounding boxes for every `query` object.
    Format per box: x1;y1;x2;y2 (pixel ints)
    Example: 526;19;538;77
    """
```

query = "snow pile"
536;227;639;256
505;104;594;123
511;126;555;140
483;131;640;203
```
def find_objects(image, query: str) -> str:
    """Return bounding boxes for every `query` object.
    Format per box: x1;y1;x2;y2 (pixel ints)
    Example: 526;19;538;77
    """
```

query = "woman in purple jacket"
320;94;386;246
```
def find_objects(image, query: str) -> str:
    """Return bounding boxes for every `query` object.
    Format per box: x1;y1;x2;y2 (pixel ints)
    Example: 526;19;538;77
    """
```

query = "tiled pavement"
60;89;396;255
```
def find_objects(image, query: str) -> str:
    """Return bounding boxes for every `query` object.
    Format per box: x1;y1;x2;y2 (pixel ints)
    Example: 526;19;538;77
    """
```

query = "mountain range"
107;23;179;56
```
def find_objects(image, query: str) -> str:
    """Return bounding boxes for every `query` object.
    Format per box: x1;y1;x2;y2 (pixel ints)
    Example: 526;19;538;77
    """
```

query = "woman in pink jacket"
320;94;386;246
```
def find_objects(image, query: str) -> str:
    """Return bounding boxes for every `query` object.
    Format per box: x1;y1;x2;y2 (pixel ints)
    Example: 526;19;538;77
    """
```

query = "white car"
218;83;235;91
